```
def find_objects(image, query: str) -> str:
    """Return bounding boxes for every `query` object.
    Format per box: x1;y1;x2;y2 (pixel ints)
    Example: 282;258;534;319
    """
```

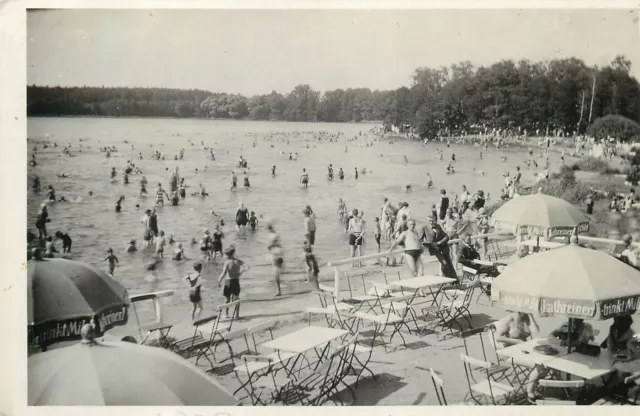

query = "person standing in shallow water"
184;262;204;321
300;168;309;188
217;246;250;318
267;224;284;297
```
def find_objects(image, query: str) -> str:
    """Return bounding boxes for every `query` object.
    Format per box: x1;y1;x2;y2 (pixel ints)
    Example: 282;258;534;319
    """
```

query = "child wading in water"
184;262;204;321
217;246;250;318
249;211;259;230
103;248;119;277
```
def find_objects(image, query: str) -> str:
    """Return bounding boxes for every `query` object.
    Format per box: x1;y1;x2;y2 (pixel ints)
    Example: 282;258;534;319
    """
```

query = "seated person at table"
601;315;635;353
458;234;500;277
526;318;595;403
492;311;539;348
610;338;640;402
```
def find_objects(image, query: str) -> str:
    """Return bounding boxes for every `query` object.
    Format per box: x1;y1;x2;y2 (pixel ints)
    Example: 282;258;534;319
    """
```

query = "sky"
27;8;640;96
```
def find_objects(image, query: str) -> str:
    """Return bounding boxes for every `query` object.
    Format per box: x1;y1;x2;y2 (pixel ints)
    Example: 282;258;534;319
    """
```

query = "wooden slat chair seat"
307;291;356;329
461;327;511;383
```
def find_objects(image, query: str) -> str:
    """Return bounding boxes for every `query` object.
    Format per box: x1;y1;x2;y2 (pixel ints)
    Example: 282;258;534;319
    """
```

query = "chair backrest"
462;266;478;276
461;327;492;364
247;320;278;351
318;284;335;293
461;354;497;401
332;333;359;378
215;300;240;333
430;368;448;406
538;379;585;405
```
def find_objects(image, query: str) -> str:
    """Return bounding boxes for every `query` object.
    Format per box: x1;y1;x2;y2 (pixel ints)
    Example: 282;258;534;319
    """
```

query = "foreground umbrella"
29;325;238;406
28;258;129;349
490;194;589;238
491;243;640;351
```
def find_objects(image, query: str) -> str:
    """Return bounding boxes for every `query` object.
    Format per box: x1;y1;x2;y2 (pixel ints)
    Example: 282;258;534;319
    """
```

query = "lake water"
27;117;547;321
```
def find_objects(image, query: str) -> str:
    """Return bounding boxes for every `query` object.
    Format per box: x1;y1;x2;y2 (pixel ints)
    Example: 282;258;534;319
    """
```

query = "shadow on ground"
349;373;408;405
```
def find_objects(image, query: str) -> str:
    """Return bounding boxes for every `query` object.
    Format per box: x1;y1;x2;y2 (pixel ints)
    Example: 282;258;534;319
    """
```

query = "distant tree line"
27;55;640;138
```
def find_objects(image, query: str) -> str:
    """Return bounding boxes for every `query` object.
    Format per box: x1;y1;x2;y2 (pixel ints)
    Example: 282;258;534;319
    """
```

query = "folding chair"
423;282;476;338
220;327;251;367
281;333;359;406
232;320;303;405
537;379;585;405
461;327;511;383
306;290;356;331
172;314;218;369
461;354;515;405
347;302;409;352
130;294;174;346
430;368;449;406
210;300;241;362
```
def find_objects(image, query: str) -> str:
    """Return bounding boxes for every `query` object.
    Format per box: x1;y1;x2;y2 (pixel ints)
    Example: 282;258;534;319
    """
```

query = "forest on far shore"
27;55;640;139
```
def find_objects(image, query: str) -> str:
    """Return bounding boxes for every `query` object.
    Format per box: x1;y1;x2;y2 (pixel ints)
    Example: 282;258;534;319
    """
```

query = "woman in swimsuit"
389;219;424;277
184;262;204;321
236;202;249;231
492;311;539;349
212;225;224;261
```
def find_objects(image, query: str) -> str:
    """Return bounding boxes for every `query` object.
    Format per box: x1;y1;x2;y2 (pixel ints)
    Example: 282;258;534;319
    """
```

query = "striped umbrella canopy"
28;327;238;406
490;194;589;238
491;243;640;320
27;258;129;348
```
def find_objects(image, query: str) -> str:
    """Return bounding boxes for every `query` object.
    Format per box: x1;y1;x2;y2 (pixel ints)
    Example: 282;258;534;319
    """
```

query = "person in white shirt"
620;234;638;268
459;185;471;214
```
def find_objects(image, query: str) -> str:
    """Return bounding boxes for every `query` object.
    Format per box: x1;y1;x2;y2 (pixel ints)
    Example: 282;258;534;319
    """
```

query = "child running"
217;246;250;318
103;248;119;277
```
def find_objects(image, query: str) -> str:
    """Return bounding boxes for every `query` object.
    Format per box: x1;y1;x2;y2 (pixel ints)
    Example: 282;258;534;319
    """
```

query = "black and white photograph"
6;3;640;409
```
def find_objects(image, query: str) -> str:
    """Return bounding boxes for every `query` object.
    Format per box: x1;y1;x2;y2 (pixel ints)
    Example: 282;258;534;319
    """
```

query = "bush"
586;115;640;143
570;157;622;175
538;168;593;206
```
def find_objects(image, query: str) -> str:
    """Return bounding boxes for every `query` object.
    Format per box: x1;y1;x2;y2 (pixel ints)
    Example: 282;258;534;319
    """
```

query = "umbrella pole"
567;318;573;354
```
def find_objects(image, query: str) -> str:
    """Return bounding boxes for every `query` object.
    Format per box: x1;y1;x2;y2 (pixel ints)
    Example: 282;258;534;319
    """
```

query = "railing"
326;231;514;301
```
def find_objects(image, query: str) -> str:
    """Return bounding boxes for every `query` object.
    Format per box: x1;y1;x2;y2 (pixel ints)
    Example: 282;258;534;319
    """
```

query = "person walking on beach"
389;219;424;277
217;246;249;318
300;168;309;188
267;224;284;297
184;262;204;321
437;189;450;221
103;248;119;277
303;208;316;245
348;209;365;265
459;185;471;214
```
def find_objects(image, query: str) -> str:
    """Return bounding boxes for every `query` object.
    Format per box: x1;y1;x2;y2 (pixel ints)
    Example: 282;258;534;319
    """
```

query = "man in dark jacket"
421;216;458;281
459;234;499;277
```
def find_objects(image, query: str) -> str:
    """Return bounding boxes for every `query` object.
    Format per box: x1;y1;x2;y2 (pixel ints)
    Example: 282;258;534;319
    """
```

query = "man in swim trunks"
217;246;250;318
389;219;424;277
155;183;169;206
347;209;365;263
300;168;309;188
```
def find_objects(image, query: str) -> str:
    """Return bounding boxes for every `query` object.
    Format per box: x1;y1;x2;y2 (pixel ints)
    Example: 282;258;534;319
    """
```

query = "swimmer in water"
338;168;344;180
115;196;124;213
155;183;169;205
405;185;412;193
354;167;359;180
328;164;334;180
272;165;276;176
103;248;119;277
110;167;117;179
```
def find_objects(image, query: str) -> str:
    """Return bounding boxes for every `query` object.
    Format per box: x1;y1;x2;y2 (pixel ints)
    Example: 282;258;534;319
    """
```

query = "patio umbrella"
28;325;238;406
490;194;589;239
491;243;640;351
28;258;129;349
